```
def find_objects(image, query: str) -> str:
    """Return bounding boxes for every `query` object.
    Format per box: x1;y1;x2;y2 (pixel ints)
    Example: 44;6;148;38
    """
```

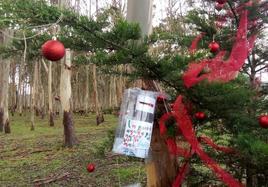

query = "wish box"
112;88;160;158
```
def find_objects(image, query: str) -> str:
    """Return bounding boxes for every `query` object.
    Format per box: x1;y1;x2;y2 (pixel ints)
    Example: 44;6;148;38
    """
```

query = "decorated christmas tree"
0;0;267;186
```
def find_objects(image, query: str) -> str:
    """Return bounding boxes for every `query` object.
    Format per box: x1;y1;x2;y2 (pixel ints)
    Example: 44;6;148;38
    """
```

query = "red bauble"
195;112;206;120
209;41;220;53
258;115;268;128
215;3;224;11
41;40;65;61
87;163;95;172
216;0;227;4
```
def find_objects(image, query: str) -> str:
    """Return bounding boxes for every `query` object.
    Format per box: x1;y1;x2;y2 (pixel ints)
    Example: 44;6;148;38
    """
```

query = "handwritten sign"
123;119;153;149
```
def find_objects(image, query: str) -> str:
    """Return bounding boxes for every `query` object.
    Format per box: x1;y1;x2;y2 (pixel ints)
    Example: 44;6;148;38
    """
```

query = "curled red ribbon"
183;10;256;88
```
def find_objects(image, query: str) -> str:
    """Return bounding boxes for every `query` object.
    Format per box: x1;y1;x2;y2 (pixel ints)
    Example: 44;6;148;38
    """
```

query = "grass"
0;113;145;187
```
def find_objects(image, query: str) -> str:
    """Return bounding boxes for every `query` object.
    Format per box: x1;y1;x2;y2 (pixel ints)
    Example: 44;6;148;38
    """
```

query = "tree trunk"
48;61;54;126
30;61;39;131
143;81;178;187
10;61;17;116
93;0;104;124
84;65;90;114
18;34;27;116
92;64;104;125
60;49;77;147
0;30;12;133
0;54;11;133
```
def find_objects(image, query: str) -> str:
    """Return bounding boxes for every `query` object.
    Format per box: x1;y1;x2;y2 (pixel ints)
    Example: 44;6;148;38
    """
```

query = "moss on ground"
0;113;146;187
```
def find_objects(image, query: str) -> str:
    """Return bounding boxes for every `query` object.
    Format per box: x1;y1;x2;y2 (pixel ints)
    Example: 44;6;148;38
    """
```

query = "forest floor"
0;113;146;187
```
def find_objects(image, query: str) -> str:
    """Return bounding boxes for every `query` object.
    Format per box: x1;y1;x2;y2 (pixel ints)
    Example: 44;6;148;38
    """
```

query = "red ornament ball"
216;0;227;4
215;3;224;11
195;112;206;120
41;40;65;61
258;115;268;128
209;41;220;53
87;163;95;173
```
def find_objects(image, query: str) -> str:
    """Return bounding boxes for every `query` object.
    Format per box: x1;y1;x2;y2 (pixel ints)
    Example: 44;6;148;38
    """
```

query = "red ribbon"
159;96;244;187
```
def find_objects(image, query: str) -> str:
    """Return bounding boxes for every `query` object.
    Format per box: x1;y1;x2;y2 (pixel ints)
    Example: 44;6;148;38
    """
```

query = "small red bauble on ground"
87;163;95;172
258;115;268;128
195;112;206;120
41;40;65;61
215;3;224;11
209;41;220;53
216;0;227;4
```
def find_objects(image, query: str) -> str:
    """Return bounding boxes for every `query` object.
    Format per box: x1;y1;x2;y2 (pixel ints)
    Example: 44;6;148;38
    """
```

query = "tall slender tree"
0;30;12;133
60;49;77;146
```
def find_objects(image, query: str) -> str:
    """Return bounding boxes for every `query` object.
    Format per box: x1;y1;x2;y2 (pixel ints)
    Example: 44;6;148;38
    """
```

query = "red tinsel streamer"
183;10;256;88
189;33;205;53
172;161;190;187
174;96;243;187
172;149;194;187
199;135;235;154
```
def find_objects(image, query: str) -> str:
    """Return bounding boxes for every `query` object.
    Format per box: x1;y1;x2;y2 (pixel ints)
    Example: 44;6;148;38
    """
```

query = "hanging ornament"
195;112;206;120
215;3;225;11
157;94;167;102
216;0;227;4
208;41;220;53
41;40;65;61
87;163;95;172
258;115;268;128
157;93;167;102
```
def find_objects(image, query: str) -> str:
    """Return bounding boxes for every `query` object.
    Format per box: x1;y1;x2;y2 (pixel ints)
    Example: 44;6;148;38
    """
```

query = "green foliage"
186;9;217;36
